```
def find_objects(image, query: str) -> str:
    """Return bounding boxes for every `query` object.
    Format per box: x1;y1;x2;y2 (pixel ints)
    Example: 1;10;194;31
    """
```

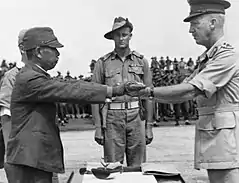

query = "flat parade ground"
58;119;209;183
0;119;209;183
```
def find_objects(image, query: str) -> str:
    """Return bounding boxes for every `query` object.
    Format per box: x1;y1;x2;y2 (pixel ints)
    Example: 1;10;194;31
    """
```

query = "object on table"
141;163;185;183
74;162;186;182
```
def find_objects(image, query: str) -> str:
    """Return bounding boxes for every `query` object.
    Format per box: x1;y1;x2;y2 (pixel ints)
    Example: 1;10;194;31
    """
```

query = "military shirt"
185;37;239;169
0;67;20;110
185;37;239;107
93;50;152;102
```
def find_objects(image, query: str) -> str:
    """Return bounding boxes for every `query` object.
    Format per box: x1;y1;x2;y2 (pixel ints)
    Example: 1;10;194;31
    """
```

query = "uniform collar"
206;36;225;59
25;63;50;77
111;49;133;60
198;36;225;62
35;64;49;75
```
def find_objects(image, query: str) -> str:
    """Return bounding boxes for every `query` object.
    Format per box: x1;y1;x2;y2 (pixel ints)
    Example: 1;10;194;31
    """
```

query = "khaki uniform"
0;67;20;149
92;50;153;166
184;37;239;170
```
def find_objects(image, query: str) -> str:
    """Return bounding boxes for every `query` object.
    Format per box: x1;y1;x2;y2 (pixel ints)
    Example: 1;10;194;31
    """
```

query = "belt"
198;104;239;116
108;101;139;110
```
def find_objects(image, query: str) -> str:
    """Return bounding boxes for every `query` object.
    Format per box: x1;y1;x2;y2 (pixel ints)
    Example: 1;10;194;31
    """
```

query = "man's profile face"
189;15;211;47
113;27;132;49
38;46;60;71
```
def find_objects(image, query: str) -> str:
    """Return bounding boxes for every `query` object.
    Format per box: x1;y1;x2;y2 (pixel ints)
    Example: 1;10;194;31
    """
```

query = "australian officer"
127;0;239;182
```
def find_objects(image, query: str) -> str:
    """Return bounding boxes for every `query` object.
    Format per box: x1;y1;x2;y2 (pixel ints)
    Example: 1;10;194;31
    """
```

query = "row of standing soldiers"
151;56;199;126
54;71;93;126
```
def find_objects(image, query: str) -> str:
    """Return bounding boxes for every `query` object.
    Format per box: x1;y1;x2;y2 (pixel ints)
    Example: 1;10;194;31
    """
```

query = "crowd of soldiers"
0;60;17;79
151;56;199;126
53;70;93;126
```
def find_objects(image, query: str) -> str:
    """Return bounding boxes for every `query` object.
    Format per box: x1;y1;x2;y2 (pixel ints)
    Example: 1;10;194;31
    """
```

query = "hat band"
41;38;57;44
191;8;225;15
190;3;226;15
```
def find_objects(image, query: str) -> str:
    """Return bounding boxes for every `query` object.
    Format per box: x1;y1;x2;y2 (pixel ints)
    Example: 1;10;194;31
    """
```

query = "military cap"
18;29;28;46
22;27;64;51
184;0;231;22
104;17;133;40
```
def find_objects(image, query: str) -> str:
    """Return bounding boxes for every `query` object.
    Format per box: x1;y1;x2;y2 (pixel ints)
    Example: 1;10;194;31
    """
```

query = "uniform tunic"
185;37;239;169
8;64;109;173
93;50;152;166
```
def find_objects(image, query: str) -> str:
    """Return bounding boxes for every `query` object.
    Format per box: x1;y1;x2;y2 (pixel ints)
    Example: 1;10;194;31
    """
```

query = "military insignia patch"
209;47;218;59
221;42;233;49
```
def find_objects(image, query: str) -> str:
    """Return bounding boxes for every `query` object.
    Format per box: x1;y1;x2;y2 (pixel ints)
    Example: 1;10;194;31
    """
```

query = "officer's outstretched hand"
95;127;104;146
125;81;147;97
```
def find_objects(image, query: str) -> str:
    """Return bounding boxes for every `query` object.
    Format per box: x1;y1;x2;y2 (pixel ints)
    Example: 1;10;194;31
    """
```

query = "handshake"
111;81;153;98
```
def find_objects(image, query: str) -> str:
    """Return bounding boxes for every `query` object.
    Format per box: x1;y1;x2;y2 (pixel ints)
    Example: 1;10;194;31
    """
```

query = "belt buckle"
125;102;128;109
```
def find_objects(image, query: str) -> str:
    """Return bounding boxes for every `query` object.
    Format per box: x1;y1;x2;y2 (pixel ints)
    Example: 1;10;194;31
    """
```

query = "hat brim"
104;30;116;40
221;1;231;9
183;12;205;22
47;40;64;48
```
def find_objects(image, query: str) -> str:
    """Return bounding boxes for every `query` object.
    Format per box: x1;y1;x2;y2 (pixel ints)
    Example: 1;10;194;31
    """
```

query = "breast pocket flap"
197;112;236;131
105;68;121;78
128;65;144;75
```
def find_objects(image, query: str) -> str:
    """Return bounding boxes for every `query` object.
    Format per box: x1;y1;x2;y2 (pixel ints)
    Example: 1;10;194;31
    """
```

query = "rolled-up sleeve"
189;51;238;98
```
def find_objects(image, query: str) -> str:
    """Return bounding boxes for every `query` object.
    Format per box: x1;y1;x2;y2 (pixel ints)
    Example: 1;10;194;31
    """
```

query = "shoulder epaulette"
132;51;144;59
99;52;112;62
211;42;234;58
220;42;234;50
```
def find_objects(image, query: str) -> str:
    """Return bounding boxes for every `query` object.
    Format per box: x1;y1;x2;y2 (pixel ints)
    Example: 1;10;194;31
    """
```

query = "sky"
0;0;239;77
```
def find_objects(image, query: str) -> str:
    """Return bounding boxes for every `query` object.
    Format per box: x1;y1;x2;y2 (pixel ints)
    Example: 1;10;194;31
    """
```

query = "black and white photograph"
0;0;239;182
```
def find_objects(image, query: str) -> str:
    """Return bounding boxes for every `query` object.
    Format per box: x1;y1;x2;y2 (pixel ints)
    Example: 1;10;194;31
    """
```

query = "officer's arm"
91;60;105;128
142;58;154;123
152;83;202;104
17;74;109;104
153;47;238;104
0;70;17;109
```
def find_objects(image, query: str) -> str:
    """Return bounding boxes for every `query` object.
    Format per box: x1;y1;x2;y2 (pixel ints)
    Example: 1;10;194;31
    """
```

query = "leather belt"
108;101;139;110
198;104;239;116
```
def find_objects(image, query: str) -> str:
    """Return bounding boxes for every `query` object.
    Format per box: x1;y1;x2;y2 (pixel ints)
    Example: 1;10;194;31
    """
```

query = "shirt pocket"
197;112;236;131
128;64;144;81
197;112;237;162
105;68;121;86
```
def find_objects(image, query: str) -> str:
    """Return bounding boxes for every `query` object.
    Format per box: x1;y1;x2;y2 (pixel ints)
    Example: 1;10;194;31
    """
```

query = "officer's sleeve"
91;60;104;128
15;73;108;104
0;70;17;109
142;58;154;123
188;50;238;99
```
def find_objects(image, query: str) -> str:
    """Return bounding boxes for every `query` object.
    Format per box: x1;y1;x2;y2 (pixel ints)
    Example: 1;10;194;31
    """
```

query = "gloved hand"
145;123;153;145
95;127;104;146
125;81;147;97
